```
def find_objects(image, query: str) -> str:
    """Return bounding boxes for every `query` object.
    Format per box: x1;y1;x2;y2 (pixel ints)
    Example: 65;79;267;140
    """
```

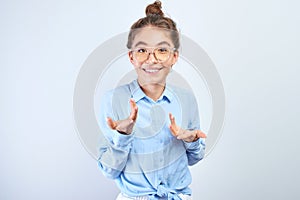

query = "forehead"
132;27;173;47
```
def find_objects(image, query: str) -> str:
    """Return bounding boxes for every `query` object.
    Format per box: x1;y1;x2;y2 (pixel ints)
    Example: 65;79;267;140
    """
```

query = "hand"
169;113;207;142
106;98;138;135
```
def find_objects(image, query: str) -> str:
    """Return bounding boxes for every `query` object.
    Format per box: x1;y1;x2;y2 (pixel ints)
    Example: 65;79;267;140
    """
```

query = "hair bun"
145;0;164;17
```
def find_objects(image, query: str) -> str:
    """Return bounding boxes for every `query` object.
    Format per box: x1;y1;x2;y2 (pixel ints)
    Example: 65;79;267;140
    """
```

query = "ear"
128;51;134;64
171;51;179;67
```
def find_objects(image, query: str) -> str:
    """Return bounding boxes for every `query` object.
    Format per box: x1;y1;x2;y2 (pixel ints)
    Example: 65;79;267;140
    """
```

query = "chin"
138;78;166;87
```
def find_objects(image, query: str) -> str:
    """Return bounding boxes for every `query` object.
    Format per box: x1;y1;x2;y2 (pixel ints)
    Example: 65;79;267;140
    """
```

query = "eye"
157;47;169;53
137;48;147;53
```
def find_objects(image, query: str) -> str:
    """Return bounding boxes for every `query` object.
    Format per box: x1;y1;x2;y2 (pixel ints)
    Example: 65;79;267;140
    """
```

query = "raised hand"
169;113;207;142
106;98;138;135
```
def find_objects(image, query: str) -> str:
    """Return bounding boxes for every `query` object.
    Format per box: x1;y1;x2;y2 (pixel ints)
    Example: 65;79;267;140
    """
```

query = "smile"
143;68;162;73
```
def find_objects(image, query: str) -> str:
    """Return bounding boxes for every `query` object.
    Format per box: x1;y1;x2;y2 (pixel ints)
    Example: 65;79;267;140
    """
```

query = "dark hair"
127;0;180;49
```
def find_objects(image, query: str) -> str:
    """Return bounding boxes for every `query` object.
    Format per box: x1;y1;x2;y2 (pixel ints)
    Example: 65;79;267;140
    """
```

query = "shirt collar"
129;80;174;103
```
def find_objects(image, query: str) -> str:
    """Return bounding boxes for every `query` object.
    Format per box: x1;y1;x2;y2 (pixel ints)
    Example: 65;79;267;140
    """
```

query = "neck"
138;80;166;101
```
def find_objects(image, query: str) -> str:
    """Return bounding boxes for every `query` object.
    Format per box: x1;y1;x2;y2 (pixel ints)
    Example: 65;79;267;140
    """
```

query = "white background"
1;0;299;199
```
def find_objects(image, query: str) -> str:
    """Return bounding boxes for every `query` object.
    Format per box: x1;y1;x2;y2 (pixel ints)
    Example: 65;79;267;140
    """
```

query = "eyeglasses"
130;47;176;63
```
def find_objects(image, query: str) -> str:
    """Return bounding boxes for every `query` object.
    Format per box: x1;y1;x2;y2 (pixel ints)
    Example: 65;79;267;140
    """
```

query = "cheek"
132;61;144;70
129;58;140;67
162;61;174;68
170;53;178;64
134;61;143;68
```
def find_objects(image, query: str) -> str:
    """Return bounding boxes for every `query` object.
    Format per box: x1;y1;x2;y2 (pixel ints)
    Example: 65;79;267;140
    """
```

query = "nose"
146;52;158;63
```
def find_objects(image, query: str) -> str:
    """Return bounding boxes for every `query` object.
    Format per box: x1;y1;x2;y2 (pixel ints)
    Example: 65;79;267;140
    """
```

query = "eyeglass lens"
133;48;172;62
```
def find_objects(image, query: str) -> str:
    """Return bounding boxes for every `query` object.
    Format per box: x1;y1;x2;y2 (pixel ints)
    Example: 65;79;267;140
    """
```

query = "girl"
98;1;206;199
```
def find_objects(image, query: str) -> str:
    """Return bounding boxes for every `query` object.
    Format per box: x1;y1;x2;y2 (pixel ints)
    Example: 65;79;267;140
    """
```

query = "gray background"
1;0;299;199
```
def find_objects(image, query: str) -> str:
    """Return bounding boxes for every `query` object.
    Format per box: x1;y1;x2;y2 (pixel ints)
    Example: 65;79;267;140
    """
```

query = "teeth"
145;69;159;73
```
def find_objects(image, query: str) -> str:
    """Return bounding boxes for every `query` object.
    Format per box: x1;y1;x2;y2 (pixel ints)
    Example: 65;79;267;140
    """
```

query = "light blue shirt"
98;80;205;200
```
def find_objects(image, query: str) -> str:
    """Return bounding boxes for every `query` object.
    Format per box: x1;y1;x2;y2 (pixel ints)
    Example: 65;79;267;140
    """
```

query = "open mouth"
143;68;162;73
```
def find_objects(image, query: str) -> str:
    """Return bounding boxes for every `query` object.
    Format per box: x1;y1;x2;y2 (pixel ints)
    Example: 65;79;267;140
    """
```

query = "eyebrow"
134;41;171;47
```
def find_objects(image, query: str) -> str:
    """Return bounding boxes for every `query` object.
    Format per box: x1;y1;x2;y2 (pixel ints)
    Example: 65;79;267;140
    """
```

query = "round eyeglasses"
130;47;176;63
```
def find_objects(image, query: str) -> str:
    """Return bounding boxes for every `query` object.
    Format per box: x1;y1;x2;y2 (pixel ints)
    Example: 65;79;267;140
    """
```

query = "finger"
129;98;138;121
177;130;195;140
196;130;207;138
169;125;178;136
169;113;176;126
106;117;117;130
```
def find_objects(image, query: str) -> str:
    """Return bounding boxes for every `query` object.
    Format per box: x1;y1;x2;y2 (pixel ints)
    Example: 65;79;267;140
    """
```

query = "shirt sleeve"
183;92;206;166
97;90;134;179
183;138;206;166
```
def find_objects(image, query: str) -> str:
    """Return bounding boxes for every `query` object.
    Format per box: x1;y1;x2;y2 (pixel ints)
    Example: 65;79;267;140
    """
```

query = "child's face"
128;27;178;87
